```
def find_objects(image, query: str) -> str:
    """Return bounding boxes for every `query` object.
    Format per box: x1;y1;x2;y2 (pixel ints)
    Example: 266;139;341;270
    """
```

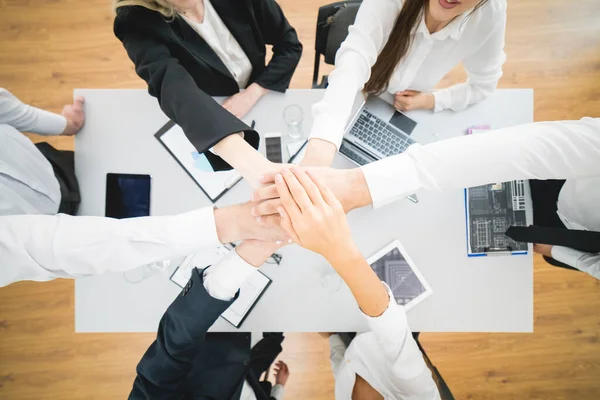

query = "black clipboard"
154;120;241;203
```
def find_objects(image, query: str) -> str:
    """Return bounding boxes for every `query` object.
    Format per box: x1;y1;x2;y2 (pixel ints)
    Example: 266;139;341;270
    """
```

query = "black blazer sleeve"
130;268;234;399
250;0;303;92
114;7;259;155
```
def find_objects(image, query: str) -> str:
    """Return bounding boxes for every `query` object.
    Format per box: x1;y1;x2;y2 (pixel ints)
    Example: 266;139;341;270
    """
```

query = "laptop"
339;95;434;203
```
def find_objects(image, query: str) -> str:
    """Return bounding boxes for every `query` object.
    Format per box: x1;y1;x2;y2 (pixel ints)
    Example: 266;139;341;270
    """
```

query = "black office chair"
312;0;362;88
413;333;456;400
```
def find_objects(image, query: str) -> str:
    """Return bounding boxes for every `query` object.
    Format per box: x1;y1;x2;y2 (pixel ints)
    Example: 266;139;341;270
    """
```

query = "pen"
251;120;256;129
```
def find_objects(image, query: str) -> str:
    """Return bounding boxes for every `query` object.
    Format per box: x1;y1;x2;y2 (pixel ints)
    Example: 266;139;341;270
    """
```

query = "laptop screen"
389;111;417;135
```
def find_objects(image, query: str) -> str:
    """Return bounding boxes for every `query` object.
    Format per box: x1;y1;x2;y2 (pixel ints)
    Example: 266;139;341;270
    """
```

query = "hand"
214;202;288;244
275;168;354;260
222;83;268;119
252;167;371;217
61;96;85;136
534;243;554;258
394;90;434;112
273;360;290;386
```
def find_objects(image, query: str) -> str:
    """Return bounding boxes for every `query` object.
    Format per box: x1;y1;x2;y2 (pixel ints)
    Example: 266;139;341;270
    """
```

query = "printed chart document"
220;270;271;328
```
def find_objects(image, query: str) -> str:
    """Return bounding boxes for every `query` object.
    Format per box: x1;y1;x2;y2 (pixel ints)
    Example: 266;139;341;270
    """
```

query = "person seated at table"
273;167;441;399
255;118;600;280
113;0;303;183
0;87;85;217
130;239;293;399
301;0;507;167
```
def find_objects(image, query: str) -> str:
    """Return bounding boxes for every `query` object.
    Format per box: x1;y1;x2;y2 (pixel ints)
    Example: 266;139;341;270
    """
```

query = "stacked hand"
61;96;85;136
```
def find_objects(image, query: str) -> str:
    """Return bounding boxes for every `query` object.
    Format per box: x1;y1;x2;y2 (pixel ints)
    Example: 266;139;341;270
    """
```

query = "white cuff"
328;333;347;350
174;207;222;250
271;383;285;400
362;282;408;340
432;90;451;113
308;114;346;151
360;151;422;209
551;246;583;269
202;248;257;301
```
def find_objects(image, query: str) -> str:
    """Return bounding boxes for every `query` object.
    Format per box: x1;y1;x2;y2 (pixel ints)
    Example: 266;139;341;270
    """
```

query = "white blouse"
310;0;507;149
181;0;252;89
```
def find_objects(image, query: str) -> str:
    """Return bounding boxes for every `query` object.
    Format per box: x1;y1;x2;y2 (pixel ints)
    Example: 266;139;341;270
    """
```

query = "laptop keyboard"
349;110;416;157
339;142;371;166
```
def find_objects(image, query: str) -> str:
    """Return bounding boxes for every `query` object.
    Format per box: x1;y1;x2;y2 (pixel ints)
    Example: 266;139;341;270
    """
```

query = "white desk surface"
74;88;534;333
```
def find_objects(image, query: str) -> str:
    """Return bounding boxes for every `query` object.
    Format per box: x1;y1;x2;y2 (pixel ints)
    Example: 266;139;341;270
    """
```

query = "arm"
432;15;506;112
551;247;600;280
274;168;438;396
362;117;600;208
130;241;278;399
114;8;266;175
251;0;302;93
0;203;285;287
305;0;402;166
0;88;66;135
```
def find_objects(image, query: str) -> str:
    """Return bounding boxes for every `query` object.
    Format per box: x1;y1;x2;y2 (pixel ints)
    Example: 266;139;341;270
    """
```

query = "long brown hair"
364;0;489;95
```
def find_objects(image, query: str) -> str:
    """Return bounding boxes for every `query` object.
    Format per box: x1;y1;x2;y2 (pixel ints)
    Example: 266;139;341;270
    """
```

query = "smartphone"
105;173;151;219
264;132;283;163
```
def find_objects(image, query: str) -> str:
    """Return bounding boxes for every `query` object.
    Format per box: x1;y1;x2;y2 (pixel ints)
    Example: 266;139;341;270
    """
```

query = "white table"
74;88;534;333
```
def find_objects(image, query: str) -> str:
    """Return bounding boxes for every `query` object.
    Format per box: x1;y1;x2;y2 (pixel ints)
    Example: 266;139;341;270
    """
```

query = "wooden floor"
1;0;599;399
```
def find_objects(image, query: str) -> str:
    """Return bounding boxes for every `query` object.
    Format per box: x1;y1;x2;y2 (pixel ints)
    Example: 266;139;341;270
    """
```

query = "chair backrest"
313;0;362;86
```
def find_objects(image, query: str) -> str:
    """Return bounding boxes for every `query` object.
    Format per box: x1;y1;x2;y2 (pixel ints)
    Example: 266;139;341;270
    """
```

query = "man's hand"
61;96;85;136
214;202;288;244
222;83;268;119
534;243;554;258
275;168;354;261
394;90;434;112
273;360;290;386
252;167;371;217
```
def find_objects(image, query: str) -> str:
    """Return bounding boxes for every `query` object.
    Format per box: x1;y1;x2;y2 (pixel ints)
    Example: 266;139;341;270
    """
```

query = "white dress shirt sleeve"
432;15;506;112
270;384;285;400
309;0;402;150
551;246;600;280
361;283;439;396
361;117;600;208
0;88;67;135
202;248;257;301
328;334;349;377
0;207;221;287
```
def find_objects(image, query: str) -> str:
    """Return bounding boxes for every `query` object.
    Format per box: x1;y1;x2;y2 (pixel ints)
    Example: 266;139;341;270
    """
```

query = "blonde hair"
113;0;177;19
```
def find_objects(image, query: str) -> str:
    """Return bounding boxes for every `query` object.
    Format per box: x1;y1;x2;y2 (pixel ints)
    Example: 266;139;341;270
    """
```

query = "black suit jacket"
114;0;302;169
130;268;273;400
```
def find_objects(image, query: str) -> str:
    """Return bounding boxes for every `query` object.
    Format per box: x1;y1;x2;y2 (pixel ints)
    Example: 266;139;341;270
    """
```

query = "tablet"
367;240;433;311
155;121;241;203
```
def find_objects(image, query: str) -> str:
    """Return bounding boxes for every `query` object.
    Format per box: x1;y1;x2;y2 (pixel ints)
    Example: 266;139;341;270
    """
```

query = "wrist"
342;168;372;211
324;240;362;268
302;139;337;167
214;205;242;243
424;93;435;110
235;241;277;267
248;83;268;99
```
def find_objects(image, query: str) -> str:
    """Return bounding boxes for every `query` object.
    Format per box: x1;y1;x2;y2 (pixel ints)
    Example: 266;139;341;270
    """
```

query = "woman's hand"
251;167;371;217
274;168;354;261
222;83;268;119
394;90;434;112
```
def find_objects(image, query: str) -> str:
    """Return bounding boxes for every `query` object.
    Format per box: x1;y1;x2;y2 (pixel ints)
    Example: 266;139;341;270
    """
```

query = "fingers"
275;173;302;220
253;198;282;217
277;206;300;244
306;170;341;210
253;184;278;201
281;169;313;212
290;168;326;207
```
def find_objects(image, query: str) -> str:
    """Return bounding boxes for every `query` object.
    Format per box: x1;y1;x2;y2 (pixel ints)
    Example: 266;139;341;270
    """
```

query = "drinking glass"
283;104;304;141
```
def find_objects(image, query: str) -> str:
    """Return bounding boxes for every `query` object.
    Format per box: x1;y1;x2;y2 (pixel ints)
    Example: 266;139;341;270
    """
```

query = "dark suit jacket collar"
171;0;261;85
